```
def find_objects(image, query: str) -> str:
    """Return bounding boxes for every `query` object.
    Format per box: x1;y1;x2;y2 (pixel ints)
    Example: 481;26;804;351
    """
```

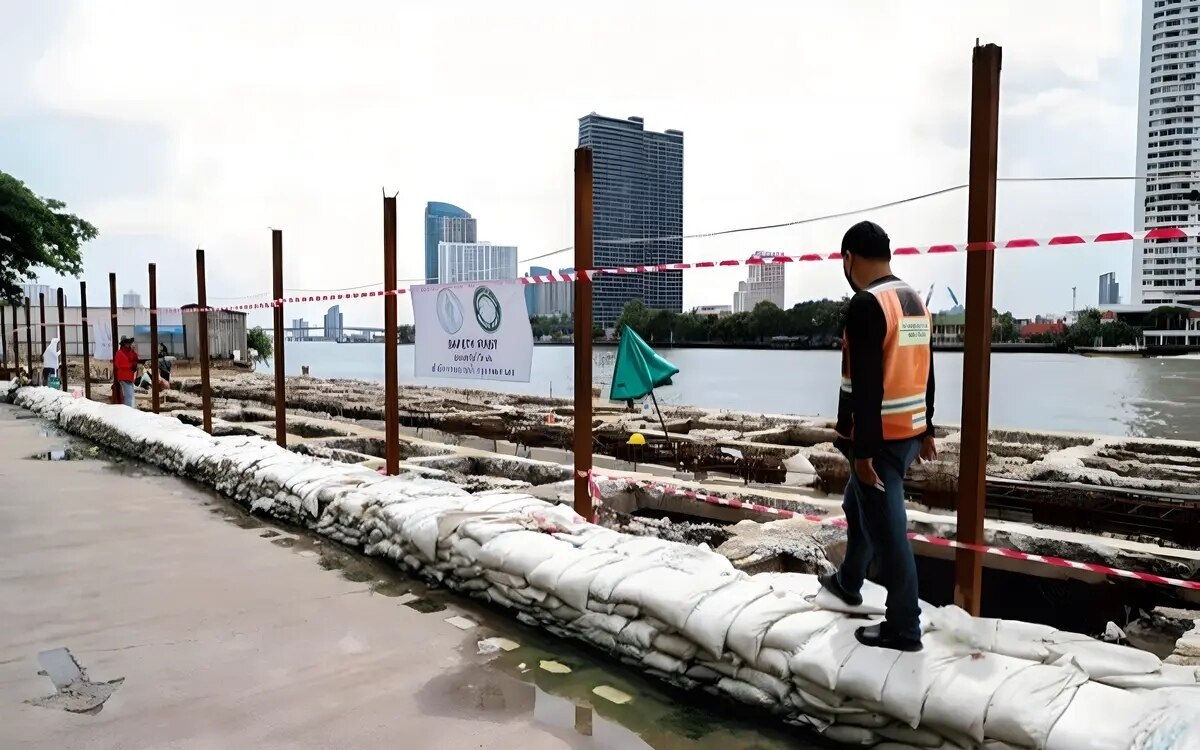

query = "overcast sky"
3;0;1142;326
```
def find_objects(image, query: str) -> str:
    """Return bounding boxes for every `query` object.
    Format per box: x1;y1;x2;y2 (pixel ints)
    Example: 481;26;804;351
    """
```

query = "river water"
266;343;1200;441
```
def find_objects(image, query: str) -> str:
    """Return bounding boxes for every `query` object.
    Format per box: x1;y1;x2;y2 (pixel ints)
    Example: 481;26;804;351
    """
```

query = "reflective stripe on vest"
841;279;931;441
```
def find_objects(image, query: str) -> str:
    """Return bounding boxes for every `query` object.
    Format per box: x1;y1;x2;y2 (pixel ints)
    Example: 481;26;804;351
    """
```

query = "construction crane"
947;287;961;308
925;283;936;306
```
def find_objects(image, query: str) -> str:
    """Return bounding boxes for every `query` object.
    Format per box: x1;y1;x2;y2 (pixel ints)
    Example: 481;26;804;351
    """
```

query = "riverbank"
11;384;1200;749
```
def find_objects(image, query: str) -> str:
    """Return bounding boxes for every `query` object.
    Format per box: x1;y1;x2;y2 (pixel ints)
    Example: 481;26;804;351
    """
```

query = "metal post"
196;249;212;434
954;42;1002;616
272;230;287;448
1;302;8;375
24;297;33;378
149;263;161;413
80;281;91;399
383;197;400;475
573;148;595;519
56;288;67;391
109;273;118;402
38;292;47;383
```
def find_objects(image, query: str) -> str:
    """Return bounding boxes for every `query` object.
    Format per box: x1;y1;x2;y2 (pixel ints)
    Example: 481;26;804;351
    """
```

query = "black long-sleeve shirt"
835;277;935;459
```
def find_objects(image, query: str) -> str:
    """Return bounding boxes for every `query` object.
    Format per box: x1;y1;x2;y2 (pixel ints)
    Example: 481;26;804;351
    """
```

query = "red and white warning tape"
581;470;1200;592
521;226;1199;285
148;288;407;315
138;225;1196;309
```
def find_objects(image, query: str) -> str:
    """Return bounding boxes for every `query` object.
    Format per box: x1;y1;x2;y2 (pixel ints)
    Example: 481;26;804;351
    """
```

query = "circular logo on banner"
436;288;464;334
473;287;502;334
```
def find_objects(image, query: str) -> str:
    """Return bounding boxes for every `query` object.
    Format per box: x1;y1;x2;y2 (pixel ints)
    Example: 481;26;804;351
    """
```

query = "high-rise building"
1134;0;1200;305
291;318;310;341
579;114;684;327
323;305;343;342
1098;272;1121;305
19;283;52;305
732;252;786;313
122;290;142;308
424;202;476;284
524;266;575;318
437;242;518;285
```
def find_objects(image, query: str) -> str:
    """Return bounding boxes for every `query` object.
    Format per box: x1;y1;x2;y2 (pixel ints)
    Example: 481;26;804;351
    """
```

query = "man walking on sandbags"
819;220;936;652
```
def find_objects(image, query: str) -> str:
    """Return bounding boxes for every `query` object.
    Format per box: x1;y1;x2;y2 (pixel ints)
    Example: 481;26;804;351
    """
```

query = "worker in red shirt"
114;336;139;407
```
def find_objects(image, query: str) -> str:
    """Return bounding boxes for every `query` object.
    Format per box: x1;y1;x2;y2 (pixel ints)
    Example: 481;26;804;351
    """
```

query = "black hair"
841;221;891;261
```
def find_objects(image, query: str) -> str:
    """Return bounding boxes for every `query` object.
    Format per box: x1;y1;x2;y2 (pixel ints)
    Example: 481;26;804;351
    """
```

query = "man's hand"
854;458;883;491
920;435;938;462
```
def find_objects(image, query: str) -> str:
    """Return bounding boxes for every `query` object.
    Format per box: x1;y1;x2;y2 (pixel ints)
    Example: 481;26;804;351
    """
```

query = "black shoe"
855;623;923;652
818;573;863;607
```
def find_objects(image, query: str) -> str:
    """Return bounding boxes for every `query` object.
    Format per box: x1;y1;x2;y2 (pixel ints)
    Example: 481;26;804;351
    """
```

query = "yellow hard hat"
627;433;646;446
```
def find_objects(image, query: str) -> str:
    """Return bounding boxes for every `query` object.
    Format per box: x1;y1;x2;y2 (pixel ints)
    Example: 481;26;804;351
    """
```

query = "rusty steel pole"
272;230;287;447
109;273;118;400
149;263;161;413
196;249;212;434
383;197;400;475
954;43;1002;616
24;297;33;378
38;292;47;383
572;148;595;519
1;302;8;376
80;281;91;399
56;288;67;391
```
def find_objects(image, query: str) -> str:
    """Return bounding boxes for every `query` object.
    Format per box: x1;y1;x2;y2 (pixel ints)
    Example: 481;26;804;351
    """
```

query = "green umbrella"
610;326;679;445
610;326;679;401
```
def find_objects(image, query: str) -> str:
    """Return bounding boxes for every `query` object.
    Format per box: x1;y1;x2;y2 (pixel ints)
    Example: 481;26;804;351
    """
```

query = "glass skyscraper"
578;114;684;328
424;202;476;284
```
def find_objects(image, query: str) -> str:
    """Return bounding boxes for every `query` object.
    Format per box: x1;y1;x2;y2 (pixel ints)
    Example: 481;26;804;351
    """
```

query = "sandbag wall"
12;386;1200;750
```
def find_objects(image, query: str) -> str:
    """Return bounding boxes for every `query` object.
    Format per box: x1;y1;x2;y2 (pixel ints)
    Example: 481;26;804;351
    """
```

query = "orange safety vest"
841;279;932;441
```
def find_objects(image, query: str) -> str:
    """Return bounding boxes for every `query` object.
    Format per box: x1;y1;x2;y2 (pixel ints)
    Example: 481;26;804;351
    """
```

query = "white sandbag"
716;678;776;710
575;612;629;637
821;724;879;746
1045;682;1163;750
617;619;660;650
587;557;665;602
753;647;792;681
609;568;732;631
811;578;890;616
643;651;687;675
685;665;722;683
751;571;820;598
983;662;1088;749
1099;663;1200;689
837;642;904;703
727;591;820;664
478;530;572;578
875;723;949;748
762;609;841;652
920;652;1033;744
653;633;700;662
878;631;972;728
484;570;527;589
549;551;625;612
681;579;772;658
788;618;864;690
926;605;1000;651
1044;636;1162;679
990;619;1056;661
735;666;789;702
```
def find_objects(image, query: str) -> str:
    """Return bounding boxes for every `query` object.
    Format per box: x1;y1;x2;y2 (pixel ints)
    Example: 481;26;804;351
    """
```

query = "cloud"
9;0;1142;324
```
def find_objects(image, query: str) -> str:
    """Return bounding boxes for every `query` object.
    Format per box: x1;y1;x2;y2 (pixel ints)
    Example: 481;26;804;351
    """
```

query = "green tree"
246;326;273;363
614;300;653;339
749;300;787;342
0;171;98;303
991;310;1018;343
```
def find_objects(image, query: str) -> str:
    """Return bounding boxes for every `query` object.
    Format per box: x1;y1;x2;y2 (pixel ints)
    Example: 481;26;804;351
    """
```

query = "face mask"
843;255;860;293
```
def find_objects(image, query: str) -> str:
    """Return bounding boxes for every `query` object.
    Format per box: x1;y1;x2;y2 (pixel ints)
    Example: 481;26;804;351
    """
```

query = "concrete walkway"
0;404;588;750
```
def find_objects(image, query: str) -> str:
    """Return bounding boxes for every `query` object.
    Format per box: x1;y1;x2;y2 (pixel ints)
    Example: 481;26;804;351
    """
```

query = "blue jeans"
120;381;135;408
836;438;922;641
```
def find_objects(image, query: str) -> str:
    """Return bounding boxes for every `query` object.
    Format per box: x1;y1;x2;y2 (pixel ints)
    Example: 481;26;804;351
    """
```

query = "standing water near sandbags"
821;221;936;653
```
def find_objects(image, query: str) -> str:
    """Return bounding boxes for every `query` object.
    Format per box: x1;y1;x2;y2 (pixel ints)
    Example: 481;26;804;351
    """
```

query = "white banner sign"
94;323;112;363
411;281;533;383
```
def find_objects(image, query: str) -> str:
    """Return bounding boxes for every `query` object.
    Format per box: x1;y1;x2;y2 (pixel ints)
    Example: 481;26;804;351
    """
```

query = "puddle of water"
340;569;374;583
270;537;297;548
370;580;412;597
404;597;448;614
260;530;280;539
